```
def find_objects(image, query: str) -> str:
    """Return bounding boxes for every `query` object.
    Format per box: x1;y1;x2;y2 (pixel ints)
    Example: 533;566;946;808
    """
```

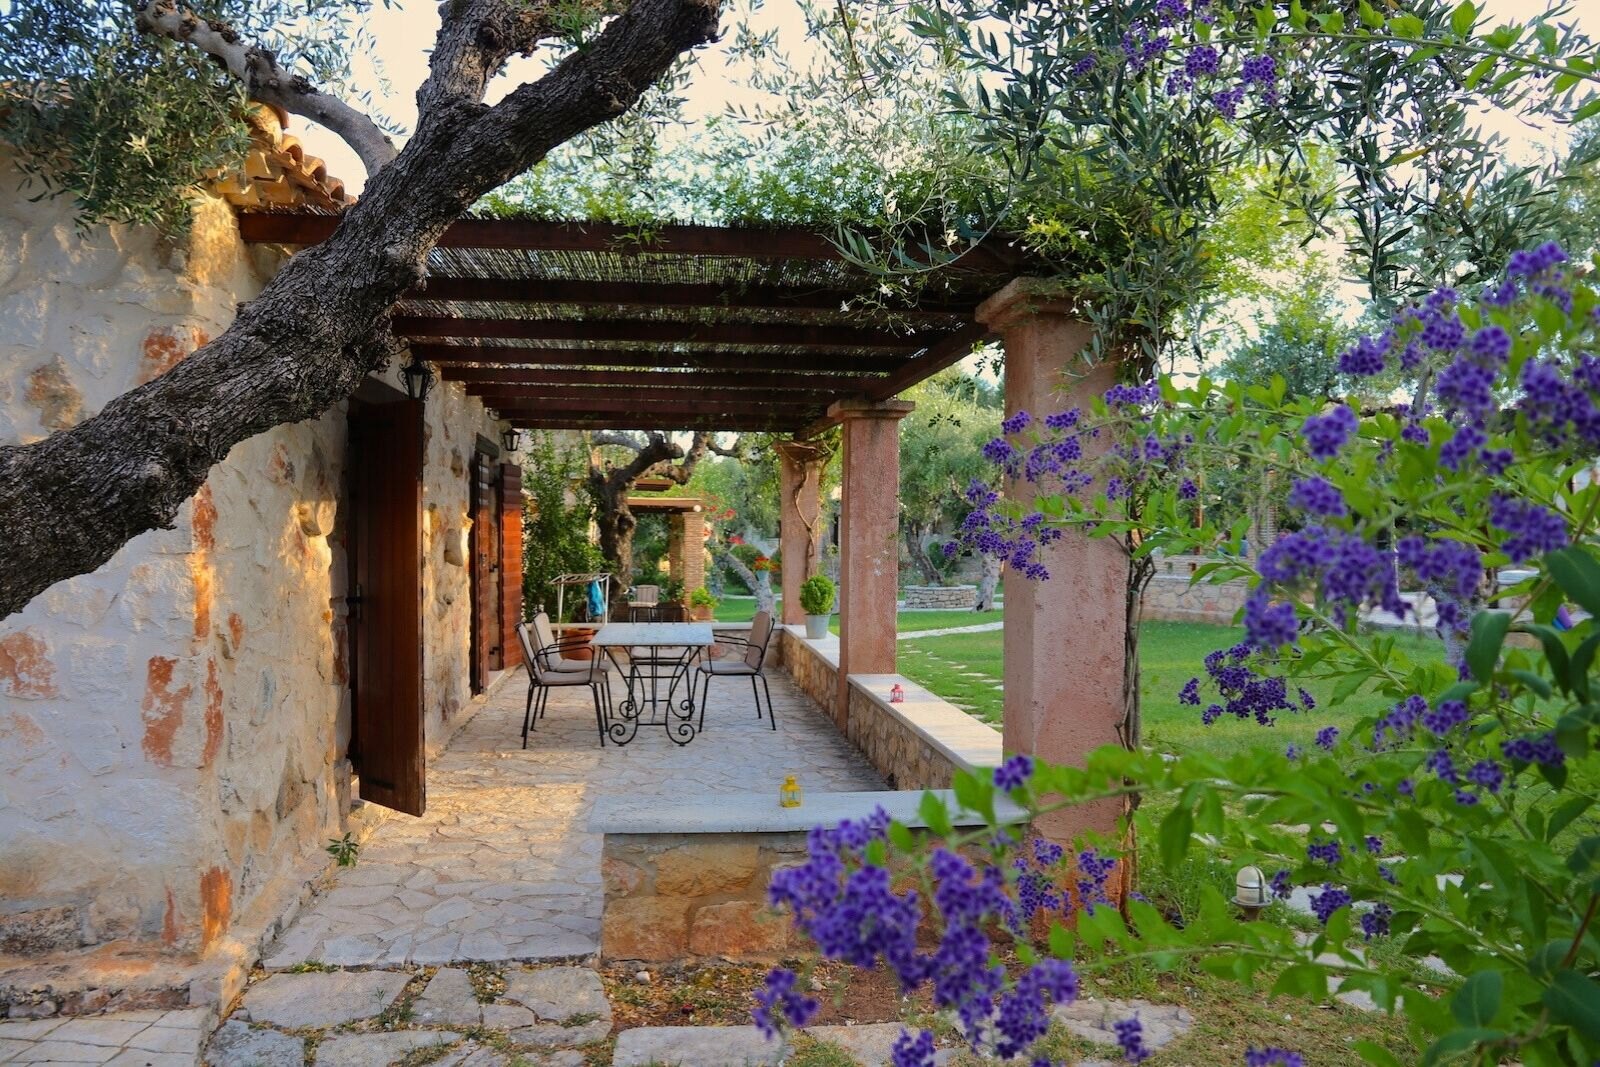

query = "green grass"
898;620;1452;761
712;598;1003;634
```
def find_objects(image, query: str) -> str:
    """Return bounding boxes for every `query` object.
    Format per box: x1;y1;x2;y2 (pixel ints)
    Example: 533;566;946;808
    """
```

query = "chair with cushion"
690;610;776;732
516;620;610;748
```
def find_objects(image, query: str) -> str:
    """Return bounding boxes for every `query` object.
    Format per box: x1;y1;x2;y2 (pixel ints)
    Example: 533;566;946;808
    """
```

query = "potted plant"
687;586;718;622
799;575;835;640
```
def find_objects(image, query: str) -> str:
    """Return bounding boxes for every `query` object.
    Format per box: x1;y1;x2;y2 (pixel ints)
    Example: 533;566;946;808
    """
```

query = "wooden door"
469;450;503;692
347;398;426;816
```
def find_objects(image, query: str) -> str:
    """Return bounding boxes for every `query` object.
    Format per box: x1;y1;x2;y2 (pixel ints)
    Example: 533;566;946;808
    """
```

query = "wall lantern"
1234;864;1269;920
501;427;525;453
401;356;435;402
889;683;905;704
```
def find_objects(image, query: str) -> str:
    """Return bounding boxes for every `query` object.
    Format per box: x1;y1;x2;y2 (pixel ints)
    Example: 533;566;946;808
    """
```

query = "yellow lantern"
779;774;803;808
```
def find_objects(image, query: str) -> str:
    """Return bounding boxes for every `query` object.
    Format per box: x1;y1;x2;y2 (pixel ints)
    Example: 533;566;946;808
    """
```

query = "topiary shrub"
798;575;836;616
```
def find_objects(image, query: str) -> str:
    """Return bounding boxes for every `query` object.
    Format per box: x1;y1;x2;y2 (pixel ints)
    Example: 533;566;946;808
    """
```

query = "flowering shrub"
755;245;1600;1064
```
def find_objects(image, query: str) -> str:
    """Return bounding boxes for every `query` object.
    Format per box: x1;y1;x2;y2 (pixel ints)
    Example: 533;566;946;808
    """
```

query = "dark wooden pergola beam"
508;416;800;432
470;385;842;405
406;277;979;317
393;316;936;350
491;395;816;417
414;345;907;374
237;214;1023;273
443;366;883;390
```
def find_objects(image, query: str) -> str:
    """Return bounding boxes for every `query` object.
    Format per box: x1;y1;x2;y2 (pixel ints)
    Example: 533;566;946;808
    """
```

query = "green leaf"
1522;623;1572;694
1390;13;1425;37
1452;970;1502;1027
1544;970;1600;1041
1512;669;1554;699
1450;0;1477;36
1567;835;1600;874
1466;611;1511;682
887;820;916;853
1353;1039;1405;1067
918;791;953;838
1546;547;1600;619
1048;920;1074;959
1316;10;1346;32
1158;798;1194;870
1357;0;1385;29
1548;796;1595;842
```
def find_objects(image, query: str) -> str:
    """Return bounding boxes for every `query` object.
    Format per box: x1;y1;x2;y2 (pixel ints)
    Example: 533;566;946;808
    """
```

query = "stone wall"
600;833;800;962
0;160;501;965
779;629;838;723
902;584;977;610
1139;555;1250;625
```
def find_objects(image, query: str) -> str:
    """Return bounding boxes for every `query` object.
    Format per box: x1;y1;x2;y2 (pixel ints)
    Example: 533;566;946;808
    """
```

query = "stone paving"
0;1008;210;1066
263;664;885;969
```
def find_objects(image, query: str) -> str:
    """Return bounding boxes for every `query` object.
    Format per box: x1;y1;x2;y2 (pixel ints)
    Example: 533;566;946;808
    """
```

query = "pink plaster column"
775;440;828;626
830;399;913;722
977;279;1126;849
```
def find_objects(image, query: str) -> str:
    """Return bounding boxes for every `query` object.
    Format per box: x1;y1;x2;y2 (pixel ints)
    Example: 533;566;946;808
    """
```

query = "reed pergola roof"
238;213;1022;435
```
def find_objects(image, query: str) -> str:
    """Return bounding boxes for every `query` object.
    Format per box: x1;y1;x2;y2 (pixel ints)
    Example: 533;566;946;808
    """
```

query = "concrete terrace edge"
588;789;1028;835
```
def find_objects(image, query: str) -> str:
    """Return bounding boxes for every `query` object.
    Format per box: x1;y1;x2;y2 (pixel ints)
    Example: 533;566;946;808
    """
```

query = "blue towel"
587;580;605;620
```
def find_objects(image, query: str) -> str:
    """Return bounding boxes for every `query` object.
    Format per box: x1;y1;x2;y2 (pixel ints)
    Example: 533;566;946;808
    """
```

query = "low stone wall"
844;676;1001;790
591;790;1027;963
601;832;801;962
903;584;977;610
1139;556;1250;625
779;628;837;722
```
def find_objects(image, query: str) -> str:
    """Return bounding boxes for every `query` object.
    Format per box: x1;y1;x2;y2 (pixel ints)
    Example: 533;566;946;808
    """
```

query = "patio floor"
262;664;885;969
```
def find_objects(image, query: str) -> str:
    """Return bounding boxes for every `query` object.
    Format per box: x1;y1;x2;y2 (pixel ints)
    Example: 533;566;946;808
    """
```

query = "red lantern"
889;683;905;704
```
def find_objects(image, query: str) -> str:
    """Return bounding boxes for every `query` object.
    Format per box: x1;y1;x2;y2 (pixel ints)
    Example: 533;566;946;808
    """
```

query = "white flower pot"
805;614;830;640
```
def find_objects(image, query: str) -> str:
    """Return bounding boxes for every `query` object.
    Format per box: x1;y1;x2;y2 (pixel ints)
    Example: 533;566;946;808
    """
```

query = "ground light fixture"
401;356;434;401
1234;864;1269;920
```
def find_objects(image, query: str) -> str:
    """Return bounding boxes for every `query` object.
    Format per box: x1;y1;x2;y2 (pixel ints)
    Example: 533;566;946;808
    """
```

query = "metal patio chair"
516;620;610;748
624;603;694;706
690;610;776;732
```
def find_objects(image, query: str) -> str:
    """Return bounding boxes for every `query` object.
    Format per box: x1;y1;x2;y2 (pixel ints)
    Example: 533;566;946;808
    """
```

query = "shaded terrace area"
264;666;883;968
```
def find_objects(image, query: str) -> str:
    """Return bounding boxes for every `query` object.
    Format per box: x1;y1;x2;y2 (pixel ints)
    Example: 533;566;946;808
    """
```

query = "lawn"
713;596;1002;634
899;619;1451;761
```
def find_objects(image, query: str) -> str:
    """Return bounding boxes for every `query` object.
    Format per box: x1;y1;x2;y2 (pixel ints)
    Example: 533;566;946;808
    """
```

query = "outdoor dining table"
590;621;715;746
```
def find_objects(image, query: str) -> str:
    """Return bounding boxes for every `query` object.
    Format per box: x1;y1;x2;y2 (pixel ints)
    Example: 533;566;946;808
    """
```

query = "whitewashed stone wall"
0;158;500;964
902;584;977;610
1139;554;1250;625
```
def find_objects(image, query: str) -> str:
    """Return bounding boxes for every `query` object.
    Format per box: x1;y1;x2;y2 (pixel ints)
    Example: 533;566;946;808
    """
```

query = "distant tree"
898;369;1001;586
521;432;603;621
1215;268;1353;402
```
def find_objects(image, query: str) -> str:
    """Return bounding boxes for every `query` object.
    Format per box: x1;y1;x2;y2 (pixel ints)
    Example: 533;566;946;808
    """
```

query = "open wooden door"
469;448;504;692
347;396;426;816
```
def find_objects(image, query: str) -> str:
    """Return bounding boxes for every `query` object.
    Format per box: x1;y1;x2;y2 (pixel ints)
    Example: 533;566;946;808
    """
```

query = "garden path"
261;667;885;970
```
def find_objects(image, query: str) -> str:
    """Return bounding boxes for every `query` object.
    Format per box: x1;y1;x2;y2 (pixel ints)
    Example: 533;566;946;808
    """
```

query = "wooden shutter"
499;463;524;662
348;398;426;816
469;452;500;690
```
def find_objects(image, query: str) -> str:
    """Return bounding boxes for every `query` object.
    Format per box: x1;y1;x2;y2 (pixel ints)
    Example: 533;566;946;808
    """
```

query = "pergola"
236;214;1018;435
237;212;1130;851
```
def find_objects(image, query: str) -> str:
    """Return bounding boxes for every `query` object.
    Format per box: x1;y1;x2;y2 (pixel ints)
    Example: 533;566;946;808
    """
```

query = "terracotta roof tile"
208;105;351;211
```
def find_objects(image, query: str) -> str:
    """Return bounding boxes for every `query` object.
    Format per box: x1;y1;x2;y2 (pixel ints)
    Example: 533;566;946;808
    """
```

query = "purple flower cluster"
1307;839;1341;866
1396;536;1482;638
1013;838;1065;921
1251;525;1407;638
1374;695;1428;748
1314;726;1339;750
1190;642;1314;726
753;968;818;1038
1114;1017;1151;1063
1502;731;1565;768
1270;869;1292;899
1246;1050;1305;1067
1287;476;1346;518
1488;494;1569;563
1309;883;1351;924
1300;405;1358;460
1360;901;1393;941
995;754;1033;792
1076;848;1118;914
890;1029;937;1067
1421;699;1470;736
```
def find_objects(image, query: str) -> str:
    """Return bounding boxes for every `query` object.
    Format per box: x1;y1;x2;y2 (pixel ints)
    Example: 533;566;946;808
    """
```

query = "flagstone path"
262;666;885;970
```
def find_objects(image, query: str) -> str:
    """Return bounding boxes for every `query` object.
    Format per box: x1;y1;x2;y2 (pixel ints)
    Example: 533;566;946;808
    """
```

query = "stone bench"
589;789;1026;963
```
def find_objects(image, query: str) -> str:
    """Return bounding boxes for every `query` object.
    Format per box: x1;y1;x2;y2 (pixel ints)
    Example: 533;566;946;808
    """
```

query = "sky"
297;0;1600;196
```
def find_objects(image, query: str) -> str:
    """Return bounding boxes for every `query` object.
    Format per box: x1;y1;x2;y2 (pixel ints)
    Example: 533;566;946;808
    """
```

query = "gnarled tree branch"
131;0;398;176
